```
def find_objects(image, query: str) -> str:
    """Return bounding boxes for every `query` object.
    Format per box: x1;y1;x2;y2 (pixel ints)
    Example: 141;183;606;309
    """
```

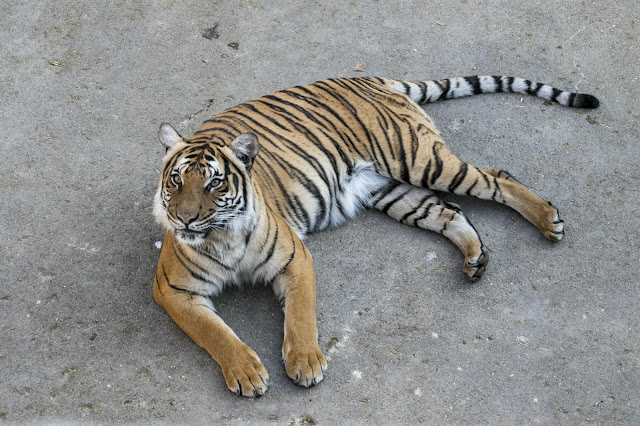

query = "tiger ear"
158;123;183;150
231;133;259;170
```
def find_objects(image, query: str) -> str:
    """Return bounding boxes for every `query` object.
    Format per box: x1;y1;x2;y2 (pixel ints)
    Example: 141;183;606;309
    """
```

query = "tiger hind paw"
463;245;489;283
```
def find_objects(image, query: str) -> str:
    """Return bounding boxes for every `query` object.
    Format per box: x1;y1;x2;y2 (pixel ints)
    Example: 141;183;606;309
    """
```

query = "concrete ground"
1;0;638;424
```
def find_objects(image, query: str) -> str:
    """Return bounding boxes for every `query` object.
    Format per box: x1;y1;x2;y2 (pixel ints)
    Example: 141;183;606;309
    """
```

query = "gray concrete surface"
1;0;638;423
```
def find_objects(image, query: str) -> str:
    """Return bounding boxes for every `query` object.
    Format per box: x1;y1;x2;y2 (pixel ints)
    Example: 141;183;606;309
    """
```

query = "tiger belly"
324;161;389;230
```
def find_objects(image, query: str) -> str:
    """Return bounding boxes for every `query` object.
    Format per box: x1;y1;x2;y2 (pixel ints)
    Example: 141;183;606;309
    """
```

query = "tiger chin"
152;75;598;397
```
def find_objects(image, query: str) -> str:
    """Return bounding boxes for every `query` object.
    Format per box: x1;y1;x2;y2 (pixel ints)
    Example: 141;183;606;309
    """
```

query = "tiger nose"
177;212;198;225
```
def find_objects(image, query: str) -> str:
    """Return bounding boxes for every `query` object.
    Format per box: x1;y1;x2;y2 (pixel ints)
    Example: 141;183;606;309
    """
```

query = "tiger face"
153;124;259;246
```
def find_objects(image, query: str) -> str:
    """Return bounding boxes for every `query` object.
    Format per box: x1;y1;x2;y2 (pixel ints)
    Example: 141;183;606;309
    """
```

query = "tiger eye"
170;172;182;186
207;178;223;191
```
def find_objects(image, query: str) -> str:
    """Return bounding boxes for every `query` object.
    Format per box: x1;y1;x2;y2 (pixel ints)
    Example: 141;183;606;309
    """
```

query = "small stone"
203;24;220;40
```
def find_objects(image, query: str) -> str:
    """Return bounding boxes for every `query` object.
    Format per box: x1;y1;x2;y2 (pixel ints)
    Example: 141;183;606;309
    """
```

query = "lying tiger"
152;75;598;397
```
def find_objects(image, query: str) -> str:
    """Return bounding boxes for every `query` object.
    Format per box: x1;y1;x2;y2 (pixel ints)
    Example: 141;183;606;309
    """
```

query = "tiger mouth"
176;229;207;239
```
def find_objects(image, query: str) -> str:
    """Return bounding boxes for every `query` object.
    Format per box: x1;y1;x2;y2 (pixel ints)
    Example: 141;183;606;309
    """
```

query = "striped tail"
388;75;599;108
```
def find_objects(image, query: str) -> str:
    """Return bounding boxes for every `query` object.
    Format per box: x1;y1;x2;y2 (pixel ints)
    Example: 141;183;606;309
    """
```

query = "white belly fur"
328;161;389;228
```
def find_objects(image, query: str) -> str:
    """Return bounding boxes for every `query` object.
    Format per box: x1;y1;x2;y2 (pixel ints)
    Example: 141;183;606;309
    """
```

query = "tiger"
152;75;599;397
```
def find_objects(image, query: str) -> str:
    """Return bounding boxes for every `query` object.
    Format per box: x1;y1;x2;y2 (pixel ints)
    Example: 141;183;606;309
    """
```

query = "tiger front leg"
153;261;269;397
272;236;327;387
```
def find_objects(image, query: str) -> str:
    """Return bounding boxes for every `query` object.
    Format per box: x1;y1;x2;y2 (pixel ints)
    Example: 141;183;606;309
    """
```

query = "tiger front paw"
220;343;269;397
282;338;327;387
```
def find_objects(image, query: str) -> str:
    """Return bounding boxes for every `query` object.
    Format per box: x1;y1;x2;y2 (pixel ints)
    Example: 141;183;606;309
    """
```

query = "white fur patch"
449;78;473;98
556;91;570;105
390;81;407;94
511;78;529;93
329;161;388;227
536;85;554;100
479;75;498;92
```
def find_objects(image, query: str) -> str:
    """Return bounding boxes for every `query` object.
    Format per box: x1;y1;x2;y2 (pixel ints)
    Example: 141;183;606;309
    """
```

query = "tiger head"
153;123;260;246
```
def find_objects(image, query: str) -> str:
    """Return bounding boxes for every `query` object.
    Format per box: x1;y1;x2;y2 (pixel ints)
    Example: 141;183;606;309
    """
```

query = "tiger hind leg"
371;180;489;282
475;168;564;241
416;142;564;242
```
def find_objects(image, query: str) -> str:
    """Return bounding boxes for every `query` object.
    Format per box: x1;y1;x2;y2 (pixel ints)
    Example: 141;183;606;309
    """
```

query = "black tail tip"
575;94;600;108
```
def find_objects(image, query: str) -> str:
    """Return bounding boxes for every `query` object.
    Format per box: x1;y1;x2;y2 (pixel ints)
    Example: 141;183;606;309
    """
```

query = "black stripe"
195;122;241;138
379;187;411;214
371;180;402;205
465;76;482;94
421;158;432;188
254;219;279;271
349;77;381;95
161;264;202;297
417;81;427;104
478;169;491;188
533;83;544;97
492;76;504;92
388;115;410;182
434;79;448;101
409;125;421;167
441;216;449;234
399;193;435;222
254;211;273;248
265;227;297;285
448;163;468;192
568;92;577;107
196;244;237;271
429;143;443;185
154;270;164;297
375;116;396;161
465;178;478;196
524;80;533;95
491;177;501;201
410;201;436;225
174;240;211;274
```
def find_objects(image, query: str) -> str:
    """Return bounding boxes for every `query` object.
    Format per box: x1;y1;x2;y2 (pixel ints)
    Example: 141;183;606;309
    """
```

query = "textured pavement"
2;0;639;423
